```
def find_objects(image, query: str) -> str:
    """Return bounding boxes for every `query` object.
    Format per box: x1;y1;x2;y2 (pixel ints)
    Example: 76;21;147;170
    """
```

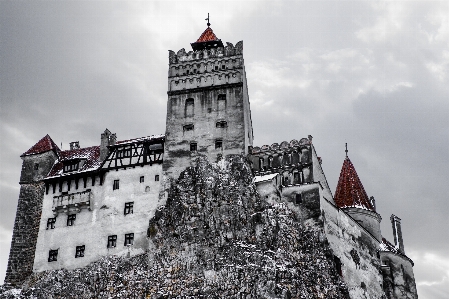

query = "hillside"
1;155;349;298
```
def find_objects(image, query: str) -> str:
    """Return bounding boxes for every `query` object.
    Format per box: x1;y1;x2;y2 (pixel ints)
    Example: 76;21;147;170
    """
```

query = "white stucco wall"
34;164;162;272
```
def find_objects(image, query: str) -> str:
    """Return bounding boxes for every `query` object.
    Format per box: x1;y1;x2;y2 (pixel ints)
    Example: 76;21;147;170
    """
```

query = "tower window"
113;180;119;190
185;98;194;117
140;176;144;183
215;139;223;149
34;163;39;170
183;124;194;131
75;245;85;258
190;142;197;151
124;202;134;215
67;214;76;226
47;218;56;230
124;233;134;246
155;175;160;181
107;235;117;248
48;249;58;262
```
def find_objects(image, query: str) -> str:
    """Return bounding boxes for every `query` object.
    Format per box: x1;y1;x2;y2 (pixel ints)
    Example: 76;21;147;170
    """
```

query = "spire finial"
345;143;348;157
205;13;210;27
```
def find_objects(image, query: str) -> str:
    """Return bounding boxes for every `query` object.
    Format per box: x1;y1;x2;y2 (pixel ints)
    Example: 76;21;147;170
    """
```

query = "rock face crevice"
1;155;350;299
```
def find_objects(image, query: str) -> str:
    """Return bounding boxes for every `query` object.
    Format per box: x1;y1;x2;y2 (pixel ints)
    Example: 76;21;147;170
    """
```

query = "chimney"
100;129;116;161
69;141;80;150
390;214;405;254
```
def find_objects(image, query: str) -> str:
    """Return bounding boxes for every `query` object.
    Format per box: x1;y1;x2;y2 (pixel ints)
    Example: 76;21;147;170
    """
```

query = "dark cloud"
1;1;448;297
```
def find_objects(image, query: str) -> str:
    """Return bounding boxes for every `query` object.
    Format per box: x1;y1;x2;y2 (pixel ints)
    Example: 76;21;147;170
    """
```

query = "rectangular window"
155;175;160;181
63;161;79;173
295;194;302;205
140;176;144;183
75;245;85;258
190;142;197;151
34;163;39;170
183;124;194;131
107;235;117;248
67;214;76;226
216;121;227;128
47;218;56;230
113;180;119;190
48;249;58;262
124;202;134;215
124;233;134;246
215;140;223;149
117;148;132;158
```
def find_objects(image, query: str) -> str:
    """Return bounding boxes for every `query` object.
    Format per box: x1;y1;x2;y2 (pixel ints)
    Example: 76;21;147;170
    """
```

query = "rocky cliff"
1;155;350;299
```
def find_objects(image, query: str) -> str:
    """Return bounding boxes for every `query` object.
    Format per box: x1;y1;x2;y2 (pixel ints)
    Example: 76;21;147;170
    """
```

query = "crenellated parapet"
168;41;243;65
248;138;314;185
168;41;244;94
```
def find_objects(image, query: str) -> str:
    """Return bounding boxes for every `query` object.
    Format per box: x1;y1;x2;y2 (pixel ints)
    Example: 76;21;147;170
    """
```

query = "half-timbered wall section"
102;135;164;170
33;135;165;273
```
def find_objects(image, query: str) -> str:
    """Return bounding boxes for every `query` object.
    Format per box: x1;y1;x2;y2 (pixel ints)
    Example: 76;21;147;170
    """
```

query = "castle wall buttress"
4;151;57;286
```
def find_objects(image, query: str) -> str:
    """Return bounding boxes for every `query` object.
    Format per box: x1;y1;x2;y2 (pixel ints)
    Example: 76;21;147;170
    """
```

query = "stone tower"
4;135;59;286
163;26;253;184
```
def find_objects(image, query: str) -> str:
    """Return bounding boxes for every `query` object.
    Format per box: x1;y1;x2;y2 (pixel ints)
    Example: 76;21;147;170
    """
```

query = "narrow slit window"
107;235;117;248
113;180;119;190
34;163;39;170
190;142;197;151
295;194;302;204
155;175;160;181
140;176;144;183
75;245;85;258
124;233;134;246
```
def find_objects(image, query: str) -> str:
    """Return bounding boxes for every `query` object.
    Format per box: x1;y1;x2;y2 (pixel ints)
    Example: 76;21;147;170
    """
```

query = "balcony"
52;189;91;216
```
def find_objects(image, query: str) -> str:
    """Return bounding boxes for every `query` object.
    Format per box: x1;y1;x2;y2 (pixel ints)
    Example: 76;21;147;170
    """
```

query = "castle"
4;25;418;299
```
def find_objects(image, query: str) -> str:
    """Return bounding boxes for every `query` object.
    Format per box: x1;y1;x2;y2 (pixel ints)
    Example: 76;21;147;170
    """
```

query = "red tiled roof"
196;27;219;43
47;146;100;178
334;156;374;211
21;134;60;157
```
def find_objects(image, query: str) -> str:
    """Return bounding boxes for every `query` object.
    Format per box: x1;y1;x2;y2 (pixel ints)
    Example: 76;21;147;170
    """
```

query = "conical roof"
334;156;374;211
191;27;224;51
196;27;219;43
21;134;60;157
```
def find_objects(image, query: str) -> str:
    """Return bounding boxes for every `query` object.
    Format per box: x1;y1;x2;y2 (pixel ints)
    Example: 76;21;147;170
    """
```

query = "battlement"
168;41;243;65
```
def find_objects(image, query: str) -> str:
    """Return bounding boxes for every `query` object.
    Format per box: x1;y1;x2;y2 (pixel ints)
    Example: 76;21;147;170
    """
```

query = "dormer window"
63;159;80;173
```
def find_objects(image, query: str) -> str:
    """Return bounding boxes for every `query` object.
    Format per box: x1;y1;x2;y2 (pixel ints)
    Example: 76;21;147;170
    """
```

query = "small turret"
334;147;382;241
390;214;405;254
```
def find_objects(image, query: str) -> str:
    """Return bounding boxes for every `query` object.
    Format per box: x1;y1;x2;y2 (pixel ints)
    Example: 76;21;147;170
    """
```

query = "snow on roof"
21;134;60;157
254;173;278;183
380;237;400;254
115;134;165;146
46;146;101;178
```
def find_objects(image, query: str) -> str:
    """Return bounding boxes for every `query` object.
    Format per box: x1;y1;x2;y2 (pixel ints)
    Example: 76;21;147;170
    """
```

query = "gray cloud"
1;1;448;297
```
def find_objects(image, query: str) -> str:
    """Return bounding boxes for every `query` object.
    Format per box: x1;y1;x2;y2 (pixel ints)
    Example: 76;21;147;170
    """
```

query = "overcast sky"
1;1;448;297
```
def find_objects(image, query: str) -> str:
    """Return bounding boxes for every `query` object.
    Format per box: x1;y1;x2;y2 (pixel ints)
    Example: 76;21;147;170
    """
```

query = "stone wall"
4;183;45;286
